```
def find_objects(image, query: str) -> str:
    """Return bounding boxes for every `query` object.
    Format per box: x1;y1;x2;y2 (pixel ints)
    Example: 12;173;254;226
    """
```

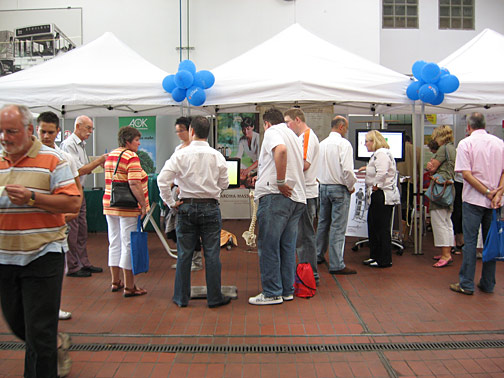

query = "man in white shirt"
284;108;320;285
157;116;231;308
316;116;357;274
37;111;83;322
61;116;107;277
249;108;306;305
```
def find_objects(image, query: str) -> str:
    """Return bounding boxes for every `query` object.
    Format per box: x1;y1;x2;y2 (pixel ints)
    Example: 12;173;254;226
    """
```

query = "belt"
181;198;218;204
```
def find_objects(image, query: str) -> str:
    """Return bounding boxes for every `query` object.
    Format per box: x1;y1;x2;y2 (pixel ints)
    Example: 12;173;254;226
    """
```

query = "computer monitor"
226;158;241;189
355;129;405;162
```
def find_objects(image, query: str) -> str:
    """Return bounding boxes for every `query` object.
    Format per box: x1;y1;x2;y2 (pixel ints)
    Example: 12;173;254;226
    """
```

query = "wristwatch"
27;191;36;206
485;188;491;195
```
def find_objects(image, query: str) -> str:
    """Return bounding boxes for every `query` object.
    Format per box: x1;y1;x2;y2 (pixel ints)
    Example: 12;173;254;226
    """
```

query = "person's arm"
341;143;357;192
303;160;311;172
157;160;178;209
128;180;147;218
491;171;504;209
5;184;81;214
78;153;108;176
64;177;84;222
273;144;291;198
426;158;441;174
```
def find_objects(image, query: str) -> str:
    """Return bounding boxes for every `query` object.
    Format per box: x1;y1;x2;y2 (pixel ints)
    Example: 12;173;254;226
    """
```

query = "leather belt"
181;198;218;204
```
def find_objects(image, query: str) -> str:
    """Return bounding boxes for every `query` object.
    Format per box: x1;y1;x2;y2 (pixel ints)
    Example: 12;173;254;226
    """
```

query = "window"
383;0;418;29
439;0;474;30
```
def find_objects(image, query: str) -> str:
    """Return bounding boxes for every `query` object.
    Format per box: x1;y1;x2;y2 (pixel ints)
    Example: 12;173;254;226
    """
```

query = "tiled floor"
1;219;504;377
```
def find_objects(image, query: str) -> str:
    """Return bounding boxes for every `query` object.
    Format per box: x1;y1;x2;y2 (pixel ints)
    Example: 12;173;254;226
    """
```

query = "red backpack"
294;263;316;298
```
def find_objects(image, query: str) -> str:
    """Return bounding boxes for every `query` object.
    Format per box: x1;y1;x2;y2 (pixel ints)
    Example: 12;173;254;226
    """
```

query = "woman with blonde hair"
361;130;400;268
426;125;456;268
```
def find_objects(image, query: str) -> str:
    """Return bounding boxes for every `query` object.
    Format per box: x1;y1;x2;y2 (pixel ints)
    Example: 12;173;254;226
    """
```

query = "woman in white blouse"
361;130;400;268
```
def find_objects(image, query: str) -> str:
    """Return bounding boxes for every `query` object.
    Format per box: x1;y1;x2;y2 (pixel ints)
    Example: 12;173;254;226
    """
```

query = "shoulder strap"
302;129;310;160
113;149;128;178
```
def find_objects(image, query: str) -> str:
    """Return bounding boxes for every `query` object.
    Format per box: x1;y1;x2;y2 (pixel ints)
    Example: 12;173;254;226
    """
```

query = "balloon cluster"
406;60;460;106
162;59;215;106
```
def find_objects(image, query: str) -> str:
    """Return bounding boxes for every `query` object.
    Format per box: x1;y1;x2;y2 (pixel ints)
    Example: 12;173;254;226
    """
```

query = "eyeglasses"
0;129;20;136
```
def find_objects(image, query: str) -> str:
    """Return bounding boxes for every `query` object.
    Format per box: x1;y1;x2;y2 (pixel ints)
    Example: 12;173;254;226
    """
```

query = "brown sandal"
124;286;147;298
111;280;124;292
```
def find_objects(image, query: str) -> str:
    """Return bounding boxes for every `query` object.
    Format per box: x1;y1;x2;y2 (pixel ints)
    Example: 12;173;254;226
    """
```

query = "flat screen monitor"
226;158;241;189
355;129;405;162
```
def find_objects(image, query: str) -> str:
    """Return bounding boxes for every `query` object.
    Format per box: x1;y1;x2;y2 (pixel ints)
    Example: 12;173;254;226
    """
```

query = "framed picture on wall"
217;113;260;188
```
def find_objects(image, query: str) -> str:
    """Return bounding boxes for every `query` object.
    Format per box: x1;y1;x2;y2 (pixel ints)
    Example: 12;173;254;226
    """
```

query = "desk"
85;174;162;233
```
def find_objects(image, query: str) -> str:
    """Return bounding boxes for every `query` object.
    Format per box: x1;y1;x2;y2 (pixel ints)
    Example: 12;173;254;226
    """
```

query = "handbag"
110;149;138;208
482;209;504;262
425;145;454;207
130;216;149;275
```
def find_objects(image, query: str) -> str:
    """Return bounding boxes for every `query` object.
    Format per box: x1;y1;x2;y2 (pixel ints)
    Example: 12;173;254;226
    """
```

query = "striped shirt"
0;138;80;266
102;148;150;217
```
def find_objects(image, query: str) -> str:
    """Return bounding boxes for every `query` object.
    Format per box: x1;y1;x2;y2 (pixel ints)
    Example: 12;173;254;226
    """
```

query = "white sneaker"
59;310;72;320
248;293;283;305
282;294;294;301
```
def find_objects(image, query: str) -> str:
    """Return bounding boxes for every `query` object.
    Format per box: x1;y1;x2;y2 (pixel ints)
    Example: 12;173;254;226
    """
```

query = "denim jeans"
296;197;319;280
257;194;305;297
174;202;224;306
459;202;496;292
316;184;351;271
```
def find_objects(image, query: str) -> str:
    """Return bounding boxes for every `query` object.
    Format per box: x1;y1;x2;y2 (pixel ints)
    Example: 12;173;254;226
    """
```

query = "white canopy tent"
205;24;411;114
378;28;504;115
0;32;181;118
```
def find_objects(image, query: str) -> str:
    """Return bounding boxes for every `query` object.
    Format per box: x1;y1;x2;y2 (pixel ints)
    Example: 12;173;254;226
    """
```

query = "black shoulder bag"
109;149;139;208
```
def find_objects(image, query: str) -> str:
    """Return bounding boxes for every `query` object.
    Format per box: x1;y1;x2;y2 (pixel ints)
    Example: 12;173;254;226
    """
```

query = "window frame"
382;0;419;29
439;0;475;30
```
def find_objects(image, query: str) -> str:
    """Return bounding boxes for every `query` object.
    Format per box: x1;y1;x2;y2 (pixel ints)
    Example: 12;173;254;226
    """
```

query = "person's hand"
140;205;148;218
491;193;502;209
349;187;356;195
278;183;292;198
426;161;433;171
358;166;366;172
99;153;109;167
169;200;184;213
372;185;379;192
5;184;31;205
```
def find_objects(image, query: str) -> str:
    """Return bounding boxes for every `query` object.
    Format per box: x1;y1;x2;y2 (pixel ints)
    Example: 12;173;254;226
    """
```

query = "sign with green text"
119;116;156;174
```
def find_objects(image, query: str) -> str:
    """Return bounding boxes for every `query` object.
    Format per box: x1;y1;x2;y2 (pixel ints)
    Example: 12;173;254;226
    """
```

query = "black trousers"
368;190;394;266
451;181;464;235
0;252;64;378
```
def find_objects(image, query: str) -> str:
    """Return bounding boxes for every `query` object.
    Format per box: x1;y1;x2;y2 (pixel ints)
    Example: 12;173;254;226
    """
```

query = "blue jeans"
296;197;319;281
257;194;305;297
459;202;496;292
174;202;224;306
316;184;351;271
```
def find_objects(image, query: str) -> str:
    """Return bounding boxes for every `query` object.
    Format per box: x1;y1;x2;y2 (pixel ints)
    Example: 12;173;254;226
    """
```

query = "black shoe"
66;268;91;277
173;301;187;308
362;258;376;266
208;296;232;308
317;257;326;265
82;265;103;273
369;261;392;268
477;283;493;293
329;267;357;275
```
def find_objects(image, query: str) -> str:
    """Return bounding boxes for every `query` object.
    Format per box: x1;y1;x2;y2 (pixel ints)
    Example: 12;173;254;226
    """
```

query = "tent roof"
0;32;182;117
379;28;504;114
205;24;411;113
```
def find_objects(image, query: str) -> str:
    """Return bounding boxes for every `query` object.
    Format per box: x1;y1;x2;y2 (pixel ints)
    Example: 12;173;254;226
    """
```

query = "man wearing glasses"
61;115;107;277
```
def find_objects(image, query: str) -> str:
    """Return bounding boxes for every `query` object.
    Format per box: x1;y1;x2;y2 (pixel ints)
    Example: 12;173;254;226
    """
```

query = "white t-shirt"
254;123;306;204
299;128;319;199
55;144;79;179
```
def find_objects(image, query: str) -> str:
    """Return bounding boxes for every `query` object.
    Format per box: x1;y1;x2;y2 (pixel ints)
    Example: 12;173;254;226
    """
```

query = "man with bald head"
316;115;357;275
0;104;81;377
61;115;107;277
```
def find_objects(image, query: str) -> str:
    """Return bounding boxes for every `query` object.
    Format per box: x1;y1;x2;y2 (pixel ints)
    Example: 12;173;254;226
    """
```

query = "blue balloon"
186;86;206;106
406;80;423;101
171;87;187;102
440;67;450;76
174;70;194;89
421;62;441;84
194;70;215;89
178;59;196;74
162;74;176;93
419;84;438;103
430;91;444;106
412;60;427;80
438;74;460;94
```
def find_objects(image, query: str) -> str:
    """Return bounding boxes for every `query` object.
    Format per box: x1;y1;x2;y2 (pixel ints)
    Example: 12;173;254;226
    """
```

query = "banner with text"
119;116;156;174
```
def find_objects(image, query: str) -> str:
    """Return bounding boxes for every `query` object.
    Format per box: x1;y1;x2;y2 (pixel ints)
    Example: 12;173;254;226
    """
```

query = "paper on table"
0;186;5;196
89;156;104;174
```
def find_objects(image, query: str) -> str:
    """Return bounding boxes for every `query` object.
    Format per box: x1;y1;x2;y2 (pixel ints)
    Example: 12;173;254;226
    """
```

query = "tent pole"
411;103;418;255
417;103;425;255
92;116;97;188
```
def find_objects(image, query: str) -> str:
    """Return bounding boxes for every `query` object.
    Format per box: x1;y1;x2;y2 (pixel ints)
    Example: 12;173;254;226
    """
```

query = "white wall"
380;0;504;74
0;0;380;73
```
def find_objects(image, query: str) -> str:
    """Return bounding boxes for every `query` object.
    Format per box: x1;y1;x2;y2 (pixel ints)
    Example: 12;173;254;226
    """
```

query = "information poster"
119;116;156;174
346;172;368;238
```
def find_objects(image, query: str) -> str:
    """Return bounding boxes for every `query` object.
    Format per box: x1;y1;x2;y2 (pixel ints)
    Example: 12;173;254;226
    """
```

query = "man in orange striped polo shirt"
0;104;81;377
